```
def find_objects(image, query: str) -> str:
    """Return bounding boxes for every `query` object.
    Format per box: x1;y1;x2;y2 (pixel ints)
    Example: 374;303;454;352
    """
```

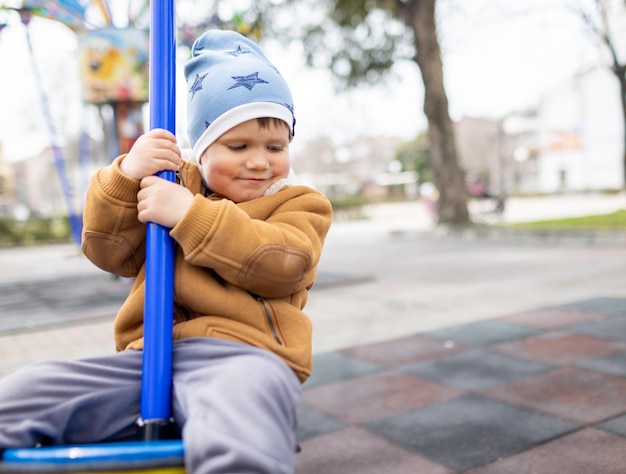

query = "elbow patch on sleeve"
239;244;310;296
82;232;141;277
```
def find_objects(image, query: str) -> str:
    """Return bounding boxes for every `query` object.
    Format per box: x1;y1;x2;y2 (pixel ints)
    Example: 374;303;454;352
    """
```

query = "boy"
0;30;332;474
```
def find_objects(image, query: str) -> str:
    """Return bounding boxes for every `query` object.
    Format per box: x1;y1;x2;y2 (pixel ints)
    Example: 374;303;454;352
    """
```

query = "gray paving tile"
498;307;609;329
0;286;38;308
597;414;626;438
423;320;542;346
0;311;69;333
561;297;626;316
37;281;98;300
0;276;130;335
296;405;347;442
303;352;382;389
402;348;554;390
366;395;579;472
577;351;626;378
568;316;626;341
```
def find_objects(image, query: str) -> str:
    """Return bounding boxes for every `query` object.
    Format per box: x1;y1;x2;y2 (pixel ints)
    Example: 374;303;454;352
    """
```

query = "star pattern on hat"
227;45;250;57
228;72;268;91
189;73;208;100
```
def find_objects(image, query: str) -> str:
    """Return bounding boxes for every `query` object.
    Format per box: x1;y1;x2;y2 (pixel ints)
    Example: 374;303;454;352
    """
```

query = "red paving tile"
491;332;626;365
296;427;454;474
466;428;626;474
340;334;468;367
301;370;463;424
481;366;626;424
499;307;608;329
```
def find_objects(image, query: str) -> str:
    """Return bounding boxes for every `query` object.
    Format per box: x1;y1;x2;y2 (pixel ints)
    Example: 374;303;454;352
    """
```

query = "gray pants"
0;338;301;474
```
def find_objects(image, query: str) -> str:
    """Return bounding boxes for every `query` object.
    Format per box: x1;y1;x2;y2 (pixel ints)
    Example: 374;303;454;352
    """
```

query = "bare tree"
574;0;626;188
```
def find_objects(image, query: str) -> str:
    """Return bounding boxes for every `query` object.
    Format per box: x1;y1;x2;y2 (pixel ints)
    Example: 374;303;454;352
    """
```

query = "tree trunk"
614;65;626;189
397;0;469;225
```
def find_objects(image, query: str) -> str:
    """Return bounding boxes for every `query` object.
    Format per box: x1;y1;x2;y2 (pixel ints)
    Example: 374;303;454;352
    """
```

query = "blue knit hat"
184;30;295;160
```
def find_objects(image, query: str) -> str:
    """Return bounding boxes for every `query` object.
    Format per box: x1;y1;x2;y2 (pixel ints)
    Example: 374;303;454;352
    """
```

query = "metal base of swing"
0;440;185;473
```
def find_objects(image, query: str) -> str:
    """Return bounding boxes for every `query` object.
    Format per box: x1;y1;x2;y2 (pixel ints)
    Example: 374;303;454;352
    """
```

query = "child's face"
199;119;291;203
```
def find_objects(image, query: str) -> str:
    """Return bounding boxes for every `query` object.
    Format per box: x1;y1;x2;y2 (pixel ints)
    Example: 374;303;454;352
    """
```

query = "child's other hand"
137;176;194;228
121;129;182;180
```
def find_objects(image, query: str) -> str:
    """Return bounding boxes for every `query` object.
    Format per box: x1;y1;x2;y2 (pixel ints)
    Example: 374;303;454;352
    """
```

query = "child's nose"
246;150;270;169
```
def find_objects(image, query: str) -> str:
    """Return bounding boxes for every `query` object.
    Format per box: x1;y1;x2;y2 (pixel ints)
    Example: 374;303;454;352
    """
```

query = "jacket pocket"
250;293;283;346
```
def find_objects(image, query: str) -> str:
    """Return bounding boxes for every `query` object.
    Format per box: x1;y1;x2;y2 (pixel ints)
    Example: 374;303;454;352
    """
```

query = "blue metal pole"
140;0;176;439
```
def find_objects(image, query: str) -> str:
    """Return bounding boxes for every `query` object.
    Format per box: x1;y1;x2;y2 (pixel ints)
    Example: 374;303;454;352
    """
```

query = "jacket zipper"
251;293;283;346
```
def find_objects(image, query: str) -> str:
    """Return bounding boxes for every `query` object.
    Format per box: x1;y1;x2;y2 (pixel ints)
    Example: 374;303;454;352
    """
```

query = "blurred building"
455;63;624;196
292;134;417;201
536;64;623;192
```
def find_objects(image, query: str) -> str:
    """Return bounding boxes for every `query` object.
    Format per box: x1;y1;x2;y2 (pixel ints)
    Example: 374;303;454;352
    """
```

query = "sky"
0;0;621;161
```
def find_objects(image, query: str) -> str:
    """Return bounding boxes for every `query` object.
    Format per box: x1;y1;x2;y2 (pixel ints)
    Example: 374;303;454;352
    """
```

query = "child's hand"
120;129;182;180
137;176;195;228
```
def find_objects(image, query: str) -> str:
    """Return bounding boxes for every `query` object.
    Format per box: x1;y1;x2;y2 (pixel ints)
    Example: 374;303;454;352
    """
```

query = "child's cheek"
276;157;291;179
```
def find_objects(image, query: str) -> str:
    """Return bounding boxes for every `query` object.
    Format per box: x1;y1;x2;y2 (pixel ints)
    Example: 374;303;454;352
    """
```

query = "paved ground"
296;296;626;473
1;193;626;472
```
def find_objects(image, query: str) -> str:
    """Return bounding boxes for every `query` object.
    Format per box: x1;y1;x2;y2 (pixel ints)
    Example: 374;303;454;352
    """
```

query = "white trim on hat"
192;102;293;161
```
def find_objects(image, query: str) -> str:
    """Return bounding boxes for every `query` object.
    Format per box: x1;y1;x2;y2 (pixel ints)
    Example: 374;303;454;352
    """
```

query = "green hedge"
0;217;73;247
